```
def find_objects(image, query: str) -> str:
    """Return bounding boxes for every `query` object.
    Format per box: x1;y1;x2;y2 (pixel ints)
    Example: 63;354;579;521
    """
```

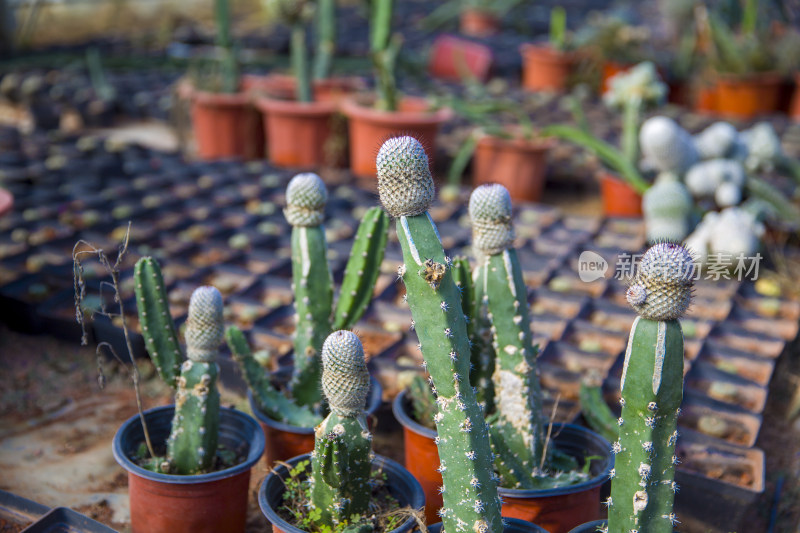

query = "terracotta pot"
694;82;719;114
255;97;339;168
714;72;784;119
340;96;453;178
258;453;425;533
788;73;800;121
429;35;493;82
190;91;262;160
459;8;500;37
428;518;549;532
497;424;613;533
249;368;383;467
599;172;643;217
391;390;441;525
243;74;365;105
112;405;265;533
600;61;632;94
520;44;578;92
472;132;552;202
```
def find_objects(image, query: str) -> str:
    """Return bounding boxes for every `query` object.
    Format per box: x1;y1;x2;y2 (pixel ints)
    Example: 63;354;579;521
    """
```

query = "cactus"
639;116;698;176
741;122;800;185
225;325;320;427
549;6;567;51
469;184;547;488
134;257;182;389
579;372;619;444
309;330;373;526
313;0;336;80
214;0;239;94
377;136;503;532
370;0;400;111
642;172;693;243
684;158;745;204
607;242;694;533
693;121;739;160
166;287;224;474
284;172;389;411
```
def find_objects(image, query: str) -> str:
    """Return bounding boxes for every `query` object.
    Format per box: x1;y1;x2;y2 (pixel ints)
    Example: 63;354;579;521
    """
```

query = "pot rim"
429;517;549;533
713;70;784;84
112;405;265;484
192;90;250;106
254;96;338;115
259;453;425;533
475;128;555;151
340;95;453;125
393;390;613;498
519;42;579;61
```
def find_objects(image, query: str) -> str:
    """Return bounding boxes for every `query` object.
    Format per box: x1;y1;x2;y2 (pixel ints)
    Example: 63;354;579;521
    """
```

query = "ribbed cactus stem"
285;172;334;410
607;243;694;533
378;137;503;533
134;257;182;389
310;331;372;526
167;287;223;474
470;184;546;488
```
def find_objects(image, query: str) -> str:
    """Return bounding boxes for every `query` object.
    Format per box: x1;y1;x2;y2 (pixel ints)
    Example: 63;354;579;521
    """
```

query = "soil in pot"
472;132;552;203
191;91;262;161
112;405;265;533
259;453;424;533
598;172;642;218
520;44;578;92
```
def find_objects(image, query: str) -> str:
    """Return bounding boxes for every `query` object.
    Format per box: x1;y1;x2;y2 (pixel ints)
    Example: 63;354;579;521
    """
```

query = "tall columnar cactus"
469;184;547;488
607;242;694;533
309;330;373;526
377;136;503;532
214;0;239;94
166;287;224;474
284;172;389;411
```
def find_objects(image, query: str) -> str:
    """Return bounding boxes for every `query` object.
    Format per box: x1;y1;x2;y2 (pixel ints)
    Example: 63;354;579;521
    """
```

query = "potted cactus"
520;7;581;92
341;0;452;178
113;281;265;533
569;242;694;533
259;330;425;533
227;172;388;465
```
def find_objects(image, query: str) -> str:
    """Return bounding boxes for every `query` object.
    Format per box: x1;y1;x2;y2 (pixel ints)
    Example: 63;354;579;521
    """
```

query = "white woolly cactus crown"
626;243;694;321
376;136;435;217
185;286;225;362
639;116;698;175
284;172;328;226
469;184;515;255
321;330;370;417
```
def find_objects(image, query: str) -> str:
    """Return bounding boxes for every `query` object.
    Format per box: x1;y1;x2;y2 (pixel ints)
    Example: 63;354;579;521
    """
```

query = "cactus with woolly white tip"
309;330;373;526
642;173;693;243
378;136;503;532
607;243;694;533
639;116;698;175
693;121;740;160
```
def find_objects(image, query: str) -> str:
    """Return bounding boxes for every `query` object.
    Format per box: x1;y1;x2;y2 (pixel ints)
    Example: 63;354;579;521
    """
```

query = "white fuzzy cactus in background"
639;116;698;175
642;172;693;243
684;158;745;203
603;62;667;109
684;207;764;266
693;121;740;160
741;122;782;173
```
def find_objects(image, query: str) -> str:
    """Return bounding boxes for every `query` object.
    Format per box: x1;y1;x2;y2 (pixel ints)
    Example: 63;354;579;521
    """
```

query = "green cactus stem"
225;325;320;427
291;21;312;103
370;0;400;111
607;242;694;533
377;136;503;533
470;184;546;488
313;0;336;80
285;173;334;409
166;287;224;474
214;0;239;94
333;206;390;331
134;257;182;389
579;372;619;444
310;331;373;526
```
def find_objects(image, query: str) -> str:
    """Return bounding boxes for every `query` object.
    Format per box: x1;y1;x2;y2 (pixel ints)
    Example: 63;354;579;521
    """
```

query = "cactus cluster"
378;136;503;532
606;242;694;533
134;257;225;474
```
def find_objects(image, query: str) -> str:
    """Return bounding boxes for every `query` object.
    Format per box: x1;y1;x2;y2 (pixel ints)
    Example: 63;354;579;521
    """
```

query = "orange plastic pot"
459;8;500;37
520;44;577;92
255;97;339;168
472;132;552;203
392;390;442;525
112;405;265;533
190;90;262;160
714;72;783;119
341;96;452;178
693;82;719;114
599;172;643;217
429;35;493;82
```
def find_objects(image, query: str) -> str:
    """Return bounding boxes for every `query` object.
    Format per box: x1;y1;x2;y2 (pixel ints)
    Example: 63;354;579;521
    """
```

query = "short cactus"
642;172;693;243
693;121;740;160
741;122;800;185
284;172;389;410
378;136;503;532
469;184;547;488
309;330;373;526
639;116;698;176
684;158;745;205
607;242;694;533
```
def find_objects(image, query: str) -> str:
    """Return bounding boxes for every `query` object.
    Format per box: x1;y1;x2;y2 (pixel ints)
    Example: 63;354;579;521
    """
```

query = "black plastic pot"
20;506;118;532
566;520;606;532
112;405;265;533
427;517;548;532
258;453;424;533
0;489;49;530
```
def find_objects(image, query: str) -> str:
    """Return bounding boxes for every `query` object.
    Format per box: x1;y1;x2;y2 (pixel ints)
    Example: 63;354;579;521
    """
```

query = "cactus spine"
310;331;373;526
134;257;182;389
167;287;224;474
285;173;389;411
607;243;694;533
470;184;546;488
377;136;502;532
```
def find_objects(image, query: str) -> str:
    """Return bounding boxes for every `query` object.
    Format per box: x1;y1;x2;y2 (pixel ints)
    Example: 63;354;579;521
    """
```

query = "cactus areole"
607;242;694;533
378;136;503;533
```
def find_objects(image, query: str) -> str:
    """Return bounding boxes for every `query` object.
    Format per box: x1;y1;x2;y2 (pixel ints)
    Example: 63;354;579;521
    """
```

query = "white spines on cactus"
639;116;698;175
603;61;667;109
469;184;515;256
693;121;739;160
626;242;694;321
642;172;693;243
185;286;225;363
376;136;434;218
284;172;328;227
684;159;745;201
741;122;782;173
